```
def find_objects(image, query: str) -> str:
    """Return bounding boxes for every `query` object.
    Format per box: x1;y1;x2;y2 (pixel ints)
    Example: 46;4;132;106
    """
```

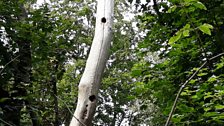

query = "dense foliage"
1;0;224;126
0;0;138;125
133;0;224;125
0;0;94;125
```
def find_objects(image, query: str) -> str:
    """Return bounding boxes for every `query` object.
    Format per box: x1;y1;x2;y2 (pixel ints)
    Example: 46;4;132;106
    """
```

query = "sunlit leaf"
215;105;224;110
184;0;197;2
204;107;211;112
184;24;191;29
183;30;190;37
193;1;207;10
197;72;208;76
189;79;196;84
181;92;188;96
168;32;182;45
198;23;213;35
204;92;213;100
168;5;177;13
204;112;219;117
208;76;217;82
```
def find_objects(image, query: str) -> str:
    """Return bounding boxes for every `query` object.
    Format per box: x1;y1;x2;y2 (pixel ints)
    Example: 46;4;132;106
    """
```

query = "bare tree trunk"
69;0;114;125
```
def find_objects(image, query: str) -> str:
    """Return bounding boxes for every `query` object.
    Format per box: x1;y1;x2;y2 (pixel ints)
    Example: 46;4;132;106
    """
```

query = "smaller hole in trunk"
101;17;106;23
83;109;87;119
89;95;96;102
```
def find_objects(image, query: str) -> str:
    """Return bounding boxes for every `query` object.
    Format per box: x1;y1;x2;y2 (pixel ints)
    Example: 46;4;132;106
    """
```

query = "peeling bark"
70;0;114;125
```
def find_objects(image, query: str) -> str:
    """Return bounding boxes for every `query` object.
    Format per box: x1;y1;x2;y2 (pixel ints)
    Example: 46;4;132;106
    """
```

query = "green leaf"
127;95;135;100
172;114;184;123
215;105;224;110
183;30;190;37
193;67;199;71
193;2;207;10
188;6;196;12
204;112;219;117
197;72;208;76
189;79;196;84
131;69;142;76
168;32;182;45
208;76;217;82
204;107;211;112
184;24;191;29
181;92;188;96
184;0;197;2
0;98;10;103
204;23;214;29
168;5;177;13
204;92;212;100
215;58;224;71
192;95;198;99
198;23;213;35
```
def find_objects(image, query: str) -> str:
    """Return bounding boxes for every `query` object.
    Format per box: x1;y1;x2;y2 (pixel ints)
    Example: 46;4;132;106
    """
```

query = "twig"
210;53;224;60
53;94;86;126
165;52;224;126
0;118;15;126
0;55;20;74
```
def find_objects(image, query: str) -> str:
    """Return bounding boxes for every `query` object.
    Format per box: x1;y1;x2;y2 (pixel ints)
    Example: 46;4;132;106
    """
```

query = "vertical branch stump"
70;0;114;125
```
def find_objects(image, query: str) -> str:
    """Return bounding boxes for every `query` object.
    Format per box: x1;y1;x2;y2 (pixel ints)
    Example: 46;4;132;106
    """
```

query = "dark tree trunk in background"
52;67;59;126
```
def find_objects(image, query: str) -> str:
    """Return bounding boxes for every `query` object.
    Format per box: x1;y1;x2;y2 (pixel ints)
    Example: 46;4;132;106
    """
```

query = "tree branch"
165;52;224;126
53;94;86;126
0;55;20;74
0;118;15;126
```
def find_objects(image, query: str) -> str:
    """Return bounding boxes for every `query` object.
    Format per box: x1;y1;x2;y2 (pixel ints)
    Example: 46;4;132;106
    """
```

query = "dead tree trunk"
70;0;114;126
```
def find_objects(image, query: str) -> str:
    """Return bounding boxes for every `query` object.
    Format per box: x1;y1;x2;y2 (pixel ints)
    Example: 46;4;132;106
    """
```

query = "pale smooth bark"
70;0;114;125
